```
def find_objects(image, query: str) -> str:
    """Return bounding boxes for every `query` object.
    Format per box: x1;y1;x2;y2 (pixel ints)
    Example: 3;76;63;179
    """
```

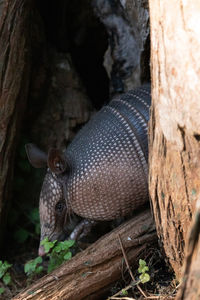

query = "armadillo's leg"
69;219;97;240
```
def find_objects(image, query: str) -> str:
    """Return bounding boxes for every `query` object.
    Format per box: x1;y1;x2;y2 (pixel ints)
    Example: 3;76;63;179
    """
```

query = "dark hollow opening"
36;0;110;109
4;0;110;259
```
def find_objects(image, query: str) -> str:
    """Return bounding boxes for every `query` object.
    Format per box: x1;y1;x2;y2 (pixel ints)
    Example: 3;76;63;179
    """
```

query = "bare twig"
171;282;181;294
145;296;174;299
107;284;133;300
109;297;136;300
118;234;148;298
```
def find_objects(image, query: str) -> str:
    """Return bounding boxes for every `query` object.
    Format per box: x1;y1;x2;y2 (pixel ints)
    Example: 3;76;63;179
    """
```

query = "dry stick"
107;284;134;300
118;234;148;299
109;297;136;300
145;297;174;300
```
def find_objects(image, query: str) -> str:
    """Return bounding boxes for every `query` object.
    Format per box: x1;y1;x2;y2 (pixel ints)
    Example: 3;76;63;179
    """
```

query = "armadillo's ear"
25;143;47;168
47;148;68;174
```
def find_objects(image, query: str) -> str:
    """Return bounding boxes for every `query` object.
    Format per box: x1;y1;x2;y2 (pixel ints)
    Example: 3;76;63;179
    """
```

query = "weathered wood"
93;0;150;93
0;0;33;246
31;51;93;151
149;0;200;279
13;209;156;300
176;200;200;300
0;0;4;19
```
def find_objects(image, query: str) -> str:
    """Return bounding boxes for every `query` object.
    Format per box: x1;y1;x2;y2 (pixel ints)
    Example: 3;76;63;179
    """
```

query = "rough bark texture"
149;1;200;280
13;209;156;300
176;200;200;300
0;0;4;19
93;0;150;94
0;0;33;246
31;51;93;151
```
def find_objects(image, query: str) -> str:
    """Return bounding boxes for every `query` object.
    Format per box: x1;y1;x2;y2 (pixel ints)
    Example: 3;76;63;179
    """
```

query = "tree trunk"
0;0;33;247
0;0;4;19
13;209;156;300
31;51;94;151
149;0;200;280
93;0;150;94
176;200;200;300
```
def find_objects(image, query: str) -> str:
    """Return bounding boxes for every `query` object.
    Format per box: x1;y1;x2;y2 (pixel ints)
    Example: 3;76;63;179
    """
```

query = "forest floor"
0;243;178;300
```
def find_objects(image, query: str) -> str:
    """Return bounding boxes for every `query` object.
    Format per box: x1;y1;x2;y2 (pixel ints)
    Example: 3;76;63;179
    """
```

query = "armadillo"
25;84;151;256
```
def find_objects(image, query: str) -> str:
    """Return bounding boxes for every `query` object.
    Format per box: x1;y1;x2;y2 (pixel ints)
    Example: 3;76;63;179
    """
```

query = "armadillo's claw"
69;219;97;240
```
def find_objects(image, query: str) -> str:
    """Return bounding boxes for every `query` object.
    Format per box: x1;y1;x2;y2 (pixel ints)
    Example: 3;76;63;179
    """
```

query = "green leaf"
138;265;149;274
44;242;54;253
138;259;149;274
139;273;150;284
40;237;48;245
0;261;12;278
14;228;29;243
35;256;42;265
3;272;11;285
24;261;35;275
40;238;57;254
139;259;146;267
53;244;62;253
63;240;75;248
143;266;149;272
0;269;4;278
64;252;72;260
60;242;68;251
0;287;5;294
24;257;43;276
3;261;12;269
121;289;128;296
35;266;43;274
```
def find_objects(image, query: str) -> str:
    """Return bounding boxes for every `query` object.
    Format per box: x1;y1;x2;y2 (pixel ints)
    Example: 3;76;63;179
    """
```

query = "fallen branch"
13;209;156;300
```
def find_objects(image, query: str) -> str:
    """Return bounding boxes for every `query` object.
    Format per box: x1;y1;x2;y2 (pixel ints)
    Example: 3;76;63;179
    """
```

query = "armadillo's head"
25;144;69;256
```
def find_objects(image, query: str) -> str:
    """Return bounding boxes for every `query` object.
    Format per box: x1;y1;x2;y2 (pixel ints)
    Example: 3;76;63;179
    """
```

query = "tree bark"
31;51;94;151
176;200;200;300
149;0;200;280
93;0;150;94
13;209;156;300
0;0;33;247
0;0;4;19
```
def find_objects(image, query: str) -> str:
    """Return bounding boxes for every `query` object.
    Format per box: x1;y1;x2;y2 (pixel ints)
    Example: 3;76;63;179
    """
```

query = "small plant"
41;238;75;273
138;259;150;284
0;260;12;294
24;257;43;277
24;238;75;278
121;289;128;296
40;237;57;254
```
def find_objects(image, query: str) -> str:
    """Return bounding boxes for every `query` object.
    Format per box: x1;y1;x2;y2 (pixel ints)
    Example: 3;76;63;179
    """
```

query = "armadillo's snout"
38;245;46;257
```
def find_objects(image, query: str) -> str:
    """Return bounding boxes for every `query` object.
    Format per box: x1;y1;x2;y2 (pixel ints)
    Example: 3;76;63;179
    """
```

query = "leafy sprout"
138;259;150;284
24;238;75;277
0;260;12;294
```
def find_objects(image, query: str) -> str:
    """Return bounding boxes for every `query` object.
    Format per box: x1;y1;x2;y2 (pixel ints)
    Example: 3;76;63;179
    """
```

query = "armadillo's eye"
55;201;66;214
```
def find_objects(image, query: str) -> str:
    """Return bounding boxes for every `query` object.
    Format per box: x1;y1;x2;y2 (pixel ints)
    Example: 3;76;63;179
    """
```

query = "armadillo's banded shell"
65;84;151;221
